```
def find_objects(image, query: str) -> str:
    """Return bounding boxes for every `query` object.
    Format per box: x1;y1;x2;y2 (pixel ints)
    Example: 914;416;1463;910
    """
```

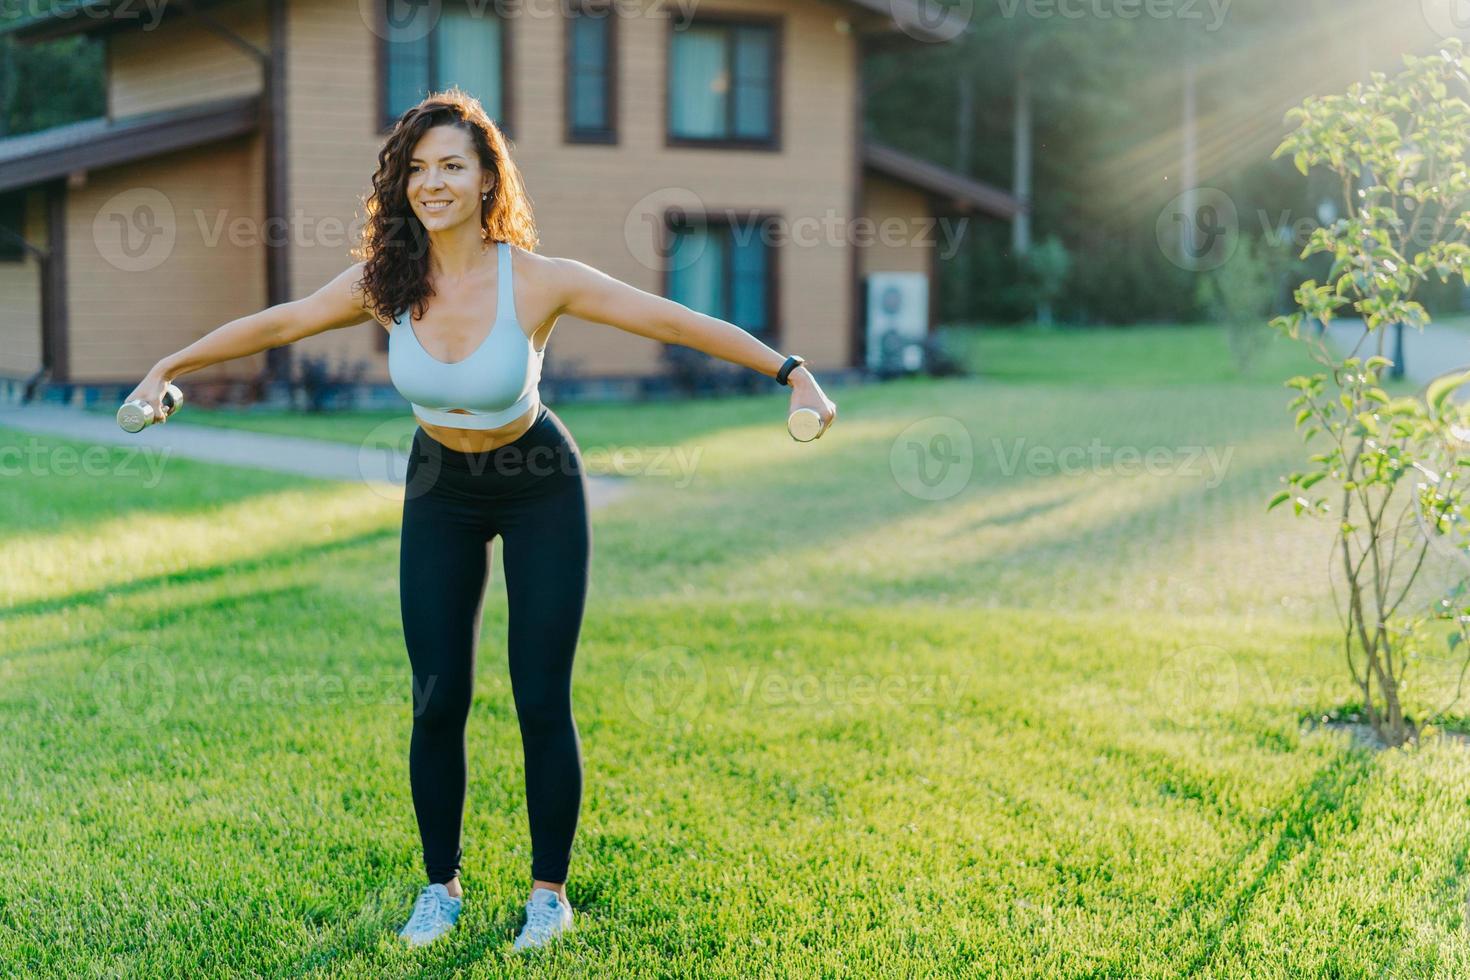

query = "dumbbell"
117;383;184;433
787;407;828;442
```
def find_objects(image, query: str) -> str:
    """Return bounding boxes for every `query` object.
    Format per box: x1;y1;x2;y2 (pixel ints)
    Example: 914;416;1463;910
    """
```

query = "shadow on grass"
0;424;326;539
1145;749;1377;974
0;527;396;624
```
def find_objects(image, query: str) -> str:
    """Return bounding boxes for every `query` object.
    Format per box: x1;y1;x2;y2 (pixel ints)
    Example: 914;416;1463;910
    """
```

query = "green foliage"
0;35;105;136
1197;234;1298;373
1019;234;1070;325
869;1;1470;326
1269;39;1470;747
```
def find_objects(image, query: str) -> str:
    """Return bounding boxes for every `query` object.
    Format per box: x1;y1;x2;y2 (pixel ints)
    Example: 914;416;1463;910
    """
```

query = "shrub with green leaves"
1269;39;1470;748
1196;233;1296;374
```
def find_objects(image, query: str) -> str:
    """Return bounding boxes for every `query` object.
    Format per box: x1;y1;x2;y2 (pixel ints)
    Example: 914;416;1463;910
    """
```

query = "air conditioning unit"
865;272;928;374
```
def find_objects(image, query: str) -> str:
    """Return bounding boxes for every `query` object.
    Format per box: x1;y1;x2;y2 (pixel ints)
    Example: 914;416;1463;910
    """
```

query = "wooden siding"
64;134;268;382
109;0;267;119
0;188;46;378
285;0;859;381
280;0;381;375
859;172;932;276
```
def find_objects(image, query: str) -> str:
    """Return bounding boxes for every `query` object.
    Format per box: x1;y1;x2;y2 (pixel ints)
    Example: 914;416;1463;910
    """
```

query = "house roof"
0;95;261;194
862;139;1023;220
2;0;972;44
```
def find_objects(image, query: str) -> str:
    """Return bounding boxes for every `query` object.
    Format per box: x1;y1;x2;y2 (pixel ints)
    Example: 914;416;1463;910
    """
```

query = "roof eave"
841;0;973;45
862;139;1025;221
0;95;262;194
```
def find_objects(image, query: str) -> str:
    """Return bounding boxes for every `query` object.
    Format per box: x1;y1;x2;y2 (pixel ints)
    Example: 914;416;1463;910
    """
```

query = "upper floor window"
565;3;617;143
664;211;774;340
667;18;778;149
0;193;25;264
380;0;508;134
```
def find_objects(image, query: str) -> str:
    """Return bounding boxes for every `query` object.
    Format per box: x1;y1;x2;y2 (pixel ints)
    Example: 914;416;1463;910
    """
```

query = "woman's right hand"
123;369;173;425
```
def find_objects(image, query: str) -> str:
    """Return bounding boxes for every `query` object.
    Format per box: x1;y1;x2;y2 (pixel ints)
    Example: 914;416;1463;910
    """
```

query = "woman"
124;89;837;953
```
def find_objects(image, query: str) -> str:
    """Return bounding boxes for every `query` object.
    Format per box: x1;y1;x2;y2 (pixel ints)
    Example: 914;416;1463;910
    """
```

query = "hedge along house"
0;0;1021;406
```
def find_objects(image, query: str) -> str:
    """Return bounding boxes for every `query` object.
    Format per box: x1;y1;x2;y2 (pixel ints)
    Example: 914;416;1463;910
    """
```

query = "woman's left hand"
789;371;837;436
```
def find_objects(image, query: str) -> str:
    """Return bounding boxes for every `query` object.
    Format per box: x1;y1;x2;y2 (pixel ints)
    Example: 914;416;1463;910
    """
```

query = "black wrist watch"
776;354;806;386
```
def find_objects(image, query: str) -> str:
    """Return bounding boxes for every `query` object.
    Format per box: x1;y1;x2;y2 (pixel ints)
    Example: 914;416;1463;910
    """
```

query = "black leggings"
398;402;590;885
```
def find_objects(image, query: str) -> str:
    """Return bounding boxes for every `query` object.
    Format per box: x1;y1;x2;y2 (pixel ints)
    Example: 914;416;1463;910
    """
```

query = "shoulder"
338;260;392;327
506;245;588;296
344;260;379;312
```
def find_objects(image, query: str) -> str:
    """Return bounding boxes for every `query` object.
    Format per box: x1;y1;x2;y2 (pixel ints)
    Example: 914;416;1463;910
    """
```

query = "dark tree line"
867;0;1470;324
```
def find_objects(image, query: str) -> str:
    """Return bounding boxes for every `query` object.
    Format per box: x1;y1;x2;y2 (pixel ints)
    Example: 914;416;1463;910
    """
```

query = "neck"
427;223;493;281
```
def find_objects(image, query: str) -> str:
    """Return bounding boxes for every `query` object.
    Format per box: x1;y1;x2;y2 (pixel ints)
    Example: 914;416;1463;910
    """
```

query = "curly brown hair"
352;87;539;327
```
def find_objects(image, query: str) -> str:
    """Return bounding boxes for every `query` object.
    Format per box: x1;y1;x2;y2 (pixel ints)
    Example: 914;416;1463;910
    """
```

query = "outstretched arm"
549;256;837;429
550;256;810;385
124;263;372;421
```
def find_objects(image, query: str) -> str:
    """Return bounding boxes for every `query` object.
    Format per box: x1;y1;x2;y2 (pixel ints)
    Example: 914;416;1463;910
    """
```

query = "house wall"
859;173;932;277
109;0;267;118
0;188;47;379
284;0;860;383
63;134;269;382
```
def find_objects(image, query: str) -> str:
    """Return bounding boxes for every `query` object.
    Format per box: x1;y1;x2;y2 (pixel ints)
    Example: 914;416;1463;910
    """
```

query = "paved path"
0;402;635;508
1322;319;1470;390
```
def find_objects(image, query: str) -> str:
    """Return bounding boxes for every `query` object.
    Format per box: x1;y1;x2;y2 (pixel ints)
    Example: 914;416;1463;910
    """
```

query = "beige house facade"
0;0;1019;405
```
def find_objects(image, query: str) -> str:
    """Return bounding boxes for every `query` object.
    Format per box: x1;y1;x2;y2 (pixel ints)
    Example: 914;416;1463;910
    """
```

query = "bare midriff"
415;404;539;453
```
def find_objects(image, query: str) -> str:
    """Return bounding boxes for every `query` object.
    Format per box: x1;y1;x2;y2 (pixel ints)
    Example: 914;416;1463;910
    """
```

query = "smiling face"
406;124;494;230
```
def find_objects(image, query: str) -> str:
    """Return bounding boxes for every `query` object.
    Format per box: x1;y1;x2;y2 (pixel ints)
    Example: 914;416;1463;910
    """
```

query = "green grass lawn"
8;324;1470;976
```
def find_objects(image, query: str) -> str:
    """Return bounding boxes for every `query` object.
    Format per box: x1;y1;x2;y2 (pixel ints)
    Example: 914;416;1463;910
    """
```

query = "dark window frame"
564;0;618;144
658;206;781;348
373;0;515;139
664;11;781;152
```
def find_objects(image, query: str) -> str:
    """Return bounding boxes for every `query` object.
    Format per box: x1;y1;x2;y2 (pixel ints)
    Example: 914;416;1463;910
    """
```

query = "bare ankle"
442;877;463;899
531;878;566;902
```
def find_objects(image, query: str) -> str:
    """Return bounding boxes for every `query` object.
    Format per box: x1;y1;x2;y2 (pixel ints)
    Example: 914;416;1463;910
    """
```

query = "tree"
1269;39;1470;747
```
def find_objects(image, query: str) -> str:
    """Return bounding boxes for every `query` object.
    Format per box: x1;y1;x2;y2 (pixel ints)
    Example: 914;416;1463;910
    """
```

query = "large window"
0;193;24;263
565;2;616;143
380;0;508;133
665;212;774;339
667;17;778;148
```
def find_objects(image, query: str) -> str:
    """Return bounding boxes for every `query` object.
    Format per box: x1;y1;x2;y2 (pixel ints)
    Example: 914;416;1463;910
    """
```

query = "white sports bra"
387;240;545;430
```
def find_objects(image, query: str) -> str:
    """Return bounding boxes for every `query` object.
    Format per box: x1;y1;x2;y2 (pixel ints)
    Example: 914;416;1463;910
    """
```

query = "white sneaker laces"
523;901;562;938
406;887;452;933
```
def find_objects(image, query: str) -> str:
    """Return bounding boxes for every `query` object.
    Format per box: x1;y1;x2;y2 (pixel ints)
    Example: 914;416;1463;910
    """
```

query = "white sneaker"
511;887;574;952
398;883;462;947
